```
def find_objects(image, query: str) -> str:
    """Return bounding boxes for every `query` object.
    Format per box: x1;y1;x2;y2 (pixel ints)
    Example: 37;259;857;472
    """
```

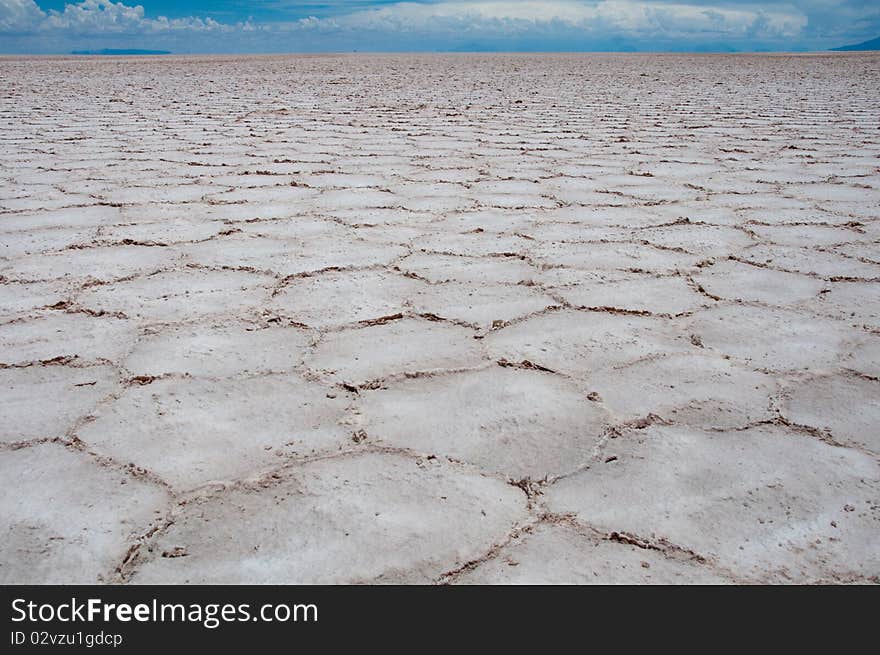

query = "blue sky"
1;1;878;53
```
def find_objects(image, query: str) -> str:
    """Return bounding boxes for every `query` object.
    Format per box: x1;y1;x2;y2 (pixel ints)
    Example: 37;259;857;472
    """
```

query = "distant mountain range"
71;49;171;56
832;36;880;51
61;40;878;55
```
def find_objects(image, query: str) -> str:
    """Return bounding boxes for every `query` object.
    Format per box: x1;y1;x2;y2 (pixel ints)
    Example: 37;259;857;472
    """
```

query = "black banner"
1;585;872;650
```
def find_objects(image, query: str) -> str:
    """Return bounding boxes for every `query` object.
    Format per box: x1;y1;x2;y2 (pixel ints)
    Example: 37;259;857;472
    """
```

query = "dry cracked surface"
1;53;879;585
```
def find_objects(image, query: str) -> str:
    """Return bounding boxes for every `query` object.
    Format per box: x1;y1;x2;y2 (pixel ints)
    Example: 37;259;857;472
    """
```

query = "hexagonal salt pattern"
2;53;879;583
0;443;170;584
545;424;879;583
131;452;527;584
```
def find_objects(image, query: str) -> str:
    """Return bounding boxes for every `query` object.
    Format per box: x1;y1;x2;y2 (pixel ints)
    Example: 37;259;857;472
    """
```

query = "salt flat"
1;53;878;584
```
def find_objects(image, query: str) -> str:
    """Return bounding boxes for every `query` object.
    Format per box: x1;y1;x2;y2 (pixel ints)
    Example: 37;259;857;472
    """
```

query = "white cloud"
0;0;874;51
325;1;807;38
0;0;241;33
42;0;236;33
0;0;44;31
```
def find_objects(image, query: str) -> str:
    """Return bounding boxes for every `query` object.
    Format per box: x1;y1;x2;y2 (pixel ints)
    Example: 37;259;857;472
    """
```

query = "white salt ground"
1;53;878;584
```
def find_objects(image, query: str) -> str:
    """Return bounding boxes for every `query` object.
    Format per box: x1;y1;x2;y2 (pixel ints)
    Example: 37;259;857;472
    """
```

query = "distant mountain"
71;49;171;56
832;36;880;51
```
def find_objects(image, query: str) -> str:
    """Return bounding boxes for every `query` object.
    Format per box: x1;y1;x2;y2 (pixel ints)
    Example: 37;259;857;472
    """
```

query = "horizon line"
1;49;874;57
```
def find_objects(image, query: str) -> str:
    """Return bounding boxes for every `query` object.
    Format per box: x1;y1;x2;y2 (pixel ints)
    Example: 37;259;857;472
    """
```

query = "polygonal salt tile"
531;241;699;274
749;224;866;248
312;188;397;210
399;195;477;212
736;167;824;186
809;282;880;330
790;182;880;205
548;189;629;206
842;338;880;378
537;205;671;228
470;193;555;209
406;167;480;185
485;310;696;379
208;173;295;188
237;217;351;240
737;245;880;279
545;424;880;582
0;205;122;231
435;208;535;234
0;442;169;583
516;223;629;243
0;245;178;284
124;323;312;377
101;183;225;205
356;224;434;246
296;172;386;188
589;352;777;429
686;304;859;372
205;185;318;205
397;252;538;284
0;226;97;258
781;374;880;455
833;243;880;266
306;318;484;385
125;201;291;224
417;232;531;257
0;281;66;319
410;282;555;328
736;206;844;226
271;270;423;329
323;207;435;227
694;259;826;305
76;375;349;490
78;269;274;323
282;237;408;276
453;522;731;584
714;191;806;211
2;194;95;212
0;312;137;365
358;366;609;478
100;218;229;245
637;224;754;258
467;179;546;196
554;274;707;315
176;234;300;274
132;452;527;583
617;182;704;204
0;365;118;442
